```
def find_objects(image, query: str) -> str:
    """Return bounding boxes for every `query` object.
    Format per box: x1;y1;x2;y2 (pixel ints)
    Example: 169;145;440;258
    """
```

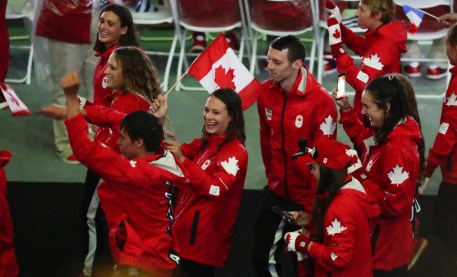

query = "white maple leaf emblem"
363;54;383;70
129;160;137;168
446;93;457;106
319;115;336;136
326;219;347;236
221;156;240;176
387;165;409;185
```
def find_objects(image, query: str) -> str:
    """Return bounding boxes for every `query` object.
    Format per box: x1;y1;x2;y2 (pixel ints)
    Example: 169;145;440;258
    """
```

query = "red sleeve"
341;24;367;55
182;145;247;199
85;105;125;131
257;101;272;178
426;107;457;177
339;108;372;150
181;139;202;161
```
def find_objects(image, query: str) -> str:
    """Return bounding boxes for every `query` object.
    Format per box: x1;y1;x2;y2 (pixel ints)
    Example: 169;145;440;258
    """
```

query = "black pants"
374;265;408;277
81;169;114;276
252;186;303;277
178;258;214;277
433;182;457;256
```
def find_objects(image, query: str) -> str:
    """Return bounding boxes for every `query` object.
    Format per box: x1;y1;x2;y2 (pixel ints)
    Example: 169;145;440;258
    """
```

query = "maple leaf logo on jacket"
326;219;347;236
387;165;409;185
446;93;457;106
221;156;239;176
362;54;383;70
214;65;236;90
319;115;336;136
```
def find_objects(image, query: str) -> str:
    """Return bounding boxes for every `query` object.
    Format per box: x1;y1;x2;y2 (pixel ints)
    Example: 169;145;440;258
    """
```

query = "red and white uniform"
425;67;457;184
93;44;118;107
173;134;248;267
85;92;151;152
257;67;338;211
309;180;379;277
337;21;407;117
66;115;187;276
0;150;19;277
340;110;421;270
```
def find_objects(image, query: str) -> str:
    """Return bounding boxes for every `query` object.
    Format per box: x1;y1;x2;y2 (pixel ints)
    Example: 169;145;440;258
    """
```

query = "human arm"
149;95;168;126
438;13;457;26
289;211;312;227
338;108;372;150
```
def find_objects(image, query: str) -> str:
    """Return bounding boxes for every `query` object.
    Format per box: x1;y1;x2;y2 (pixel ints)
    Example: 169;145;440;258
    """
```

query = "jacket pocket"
190;211;200;245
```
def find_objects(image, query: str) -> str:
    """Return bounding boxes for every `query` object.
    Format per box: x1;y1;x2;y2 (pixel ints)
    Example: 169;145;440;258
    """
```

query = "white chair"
6;1;34;85
396;0;453;97
130;0;181;91
244;0;318;75
173;0;248;91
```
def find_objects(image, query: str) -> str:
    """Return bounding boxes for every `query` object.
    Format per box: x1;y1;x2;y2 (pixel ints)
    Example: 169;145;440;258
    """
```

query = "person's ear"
385;102;391;113
292;59;303;70
121;26;128;35
135;138;144;148
373;10;383;21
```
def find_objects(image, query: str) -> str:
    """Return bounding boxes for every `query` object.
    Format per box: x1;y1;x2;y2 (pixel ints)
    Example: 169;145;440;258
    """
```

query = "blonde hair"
361;0;395;23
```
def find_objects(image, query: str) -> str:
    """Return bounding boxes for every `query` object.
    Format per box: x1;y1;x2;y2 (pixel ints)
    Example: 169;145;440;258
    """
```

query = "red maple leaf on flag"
332;28;341;40
214;65;236;90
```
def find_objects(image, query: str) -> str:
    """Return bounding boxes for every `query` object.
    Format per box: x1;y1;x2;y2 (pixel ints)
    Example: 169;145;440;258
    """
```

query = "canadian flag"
402;5;425;34
187;34;262;110
0;83;32;116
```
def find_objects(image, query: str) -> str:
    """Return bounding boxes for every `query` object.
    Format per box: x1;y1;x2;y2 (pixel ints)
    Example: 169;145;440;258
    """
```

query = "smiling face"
356;2;382;30
104;53;124;90
98;11;127;49
203;96;232;136
361;90;388;128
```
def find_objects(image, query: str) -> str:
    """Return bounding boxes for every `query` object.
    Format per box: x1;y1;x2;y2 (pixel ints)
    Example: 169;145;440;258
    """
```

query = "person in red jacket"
326;0;407;120
333;74;425;276
424;24;457;258
151;88;248;277
61;71;187;277
284;140;380;277
0;149;19;277
42;46;160;276
253;35;338;277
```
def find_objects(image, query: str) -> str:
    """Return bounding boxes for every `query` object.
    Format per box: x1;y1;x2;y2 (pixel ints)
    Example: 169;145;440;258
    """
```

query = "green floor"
1;25;447;194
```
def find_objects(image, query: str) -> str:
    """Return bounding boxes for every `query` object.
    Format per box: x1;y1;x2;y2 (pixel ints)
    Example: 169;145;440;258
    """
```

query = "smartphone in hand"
271;205;294;223
336;73;346;99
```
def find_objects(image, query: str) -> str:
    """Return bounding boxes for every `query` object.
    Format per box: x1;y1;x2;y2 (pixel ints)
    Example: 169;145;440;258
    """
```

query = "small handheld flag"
0;83;32;116
402;5;425;34
187;34;262;110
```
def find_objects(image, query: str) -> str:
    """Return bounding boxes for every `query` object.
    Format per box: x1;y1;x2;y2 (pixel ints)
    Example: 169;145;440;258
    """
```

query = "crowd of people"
2;0;457;277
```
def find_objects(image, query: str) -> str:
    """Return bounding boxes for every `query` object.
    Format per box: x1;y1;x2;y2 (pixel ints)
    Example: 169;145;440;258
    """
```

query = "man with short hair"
62;72;187;277
253;35;338;277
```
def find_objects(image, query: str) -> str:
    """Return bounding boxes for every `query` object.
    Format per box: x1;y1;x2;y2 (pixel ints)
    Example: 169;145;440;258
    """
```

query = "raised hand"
164;130;185;162
149;95;168;125
331;88;351;112
325;0;342;23
61;70;81;98
327;14;346;58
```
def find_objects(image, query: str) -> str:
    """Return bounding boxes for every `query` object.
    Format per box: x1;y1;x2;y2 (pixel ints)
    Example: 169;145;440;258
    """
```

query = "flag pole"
400;4;449;26
164;70;188;97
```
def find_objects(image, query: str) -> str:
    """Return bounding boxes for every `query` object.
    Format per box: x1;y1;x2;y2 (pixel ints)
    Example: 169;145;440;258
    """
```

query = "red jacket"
0;150;19;277
309;180;379;277
340;110;421;270
425;67;457;184
93;44;118;107
66;115;188;276
36;0;92;44
85;92;151;152
173;134;248;267
337;21;407;117
257;67;337;212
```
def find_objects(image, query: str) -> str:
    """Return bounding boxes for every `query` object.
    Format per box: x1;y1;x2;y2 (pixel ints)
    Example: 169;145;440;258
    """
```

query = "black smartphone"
271;205;294;223
336;73;346;99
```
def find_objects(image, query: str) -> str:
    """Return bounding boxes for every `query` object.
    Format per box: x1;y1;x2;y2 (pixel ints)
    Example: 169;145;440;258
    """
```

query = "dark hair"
120;111;163;153
113;46;161;103
270;35;306;63
94;4;139;53
365;74;425;188
312;165;347;242
200;88;246;152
